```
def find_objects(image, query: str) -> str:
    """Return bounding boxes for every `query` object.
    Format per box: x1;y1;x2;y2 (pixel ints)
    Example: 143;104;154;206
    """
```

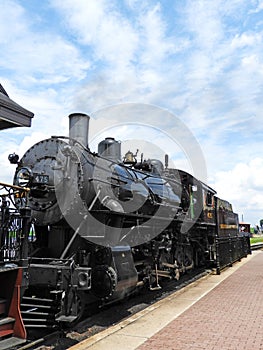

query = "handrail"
0;181;30;192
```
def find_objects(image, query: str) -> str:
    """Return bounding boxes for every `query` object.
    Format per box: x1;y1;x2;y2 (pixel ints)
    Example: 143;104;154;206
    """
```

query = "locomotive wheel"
174;245;194;272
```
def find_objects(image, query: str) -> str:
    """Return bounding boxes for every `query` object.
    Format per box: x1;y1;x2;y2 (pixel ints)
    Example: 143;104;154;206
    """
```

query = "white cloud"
137;3;175;66
1;0;263;227
231;32;263;49
0;1;27;42
0;1;90;85
249;0;263;13
184;0;225;50
212;158;263;225
50;0;139;68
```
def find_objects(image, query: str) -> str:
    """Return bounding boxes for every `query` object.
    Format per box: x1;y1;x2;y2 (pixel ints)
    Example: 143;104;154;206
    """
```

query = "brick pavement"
137;251;263;350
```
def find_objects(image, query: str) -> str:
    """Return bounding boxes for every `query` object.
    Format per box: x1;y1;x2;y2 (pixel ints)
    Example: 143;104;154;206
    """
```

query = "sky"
0;0;263;227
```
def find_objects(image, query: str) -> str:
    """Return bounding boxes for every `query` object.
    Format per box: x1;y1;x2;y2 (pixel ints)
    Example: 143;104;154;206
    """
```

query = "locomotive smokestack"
69;113;90;148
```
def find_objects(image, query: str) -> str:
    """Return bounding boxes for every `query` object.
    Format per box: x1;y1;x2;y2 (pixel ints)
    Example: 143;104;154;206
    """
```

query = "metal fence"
0;182;32;265
215;235;251;274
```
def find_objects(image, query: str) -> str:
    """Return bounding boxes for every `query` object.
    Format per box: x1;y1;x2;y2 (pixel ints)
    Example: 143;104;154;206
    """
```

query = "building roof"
0;84;34;130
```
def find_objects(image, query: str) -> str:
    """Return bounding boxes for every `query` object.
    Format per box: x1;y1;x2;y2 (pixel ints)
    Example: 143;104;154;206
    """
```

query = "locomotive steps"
0;298;26;350
20;296;58;330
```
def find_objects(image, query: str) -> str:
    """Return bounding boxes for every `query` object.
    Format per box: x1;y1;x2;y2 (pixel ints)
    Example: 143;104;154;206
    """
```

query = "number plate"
33;174;49;184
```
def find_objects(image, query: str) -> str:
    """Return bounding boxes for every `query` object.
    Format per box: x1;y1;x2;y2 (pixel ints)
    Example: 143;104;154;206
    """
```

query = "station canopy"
0;84;34;130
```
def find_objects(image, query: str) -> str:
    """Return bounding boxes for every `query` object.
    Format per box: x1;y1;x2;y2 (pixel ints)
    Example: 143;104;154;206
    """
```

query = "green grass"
250;236;263;244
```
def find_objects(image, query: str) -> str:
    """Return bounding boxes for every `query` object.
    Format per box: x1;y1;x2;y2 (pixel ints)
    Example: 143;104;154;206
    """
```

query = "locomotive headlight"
15;167;32;187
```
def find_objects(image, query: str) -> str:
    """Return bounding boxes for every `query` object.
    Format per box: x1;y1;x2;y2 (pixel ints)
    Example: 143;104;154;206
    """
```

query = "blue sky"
1;0;263;226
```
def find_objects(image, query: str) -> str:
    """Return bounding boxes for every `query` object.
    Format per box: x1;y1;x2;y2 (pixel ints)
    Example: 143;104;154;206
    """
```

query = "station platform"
70;250;263;350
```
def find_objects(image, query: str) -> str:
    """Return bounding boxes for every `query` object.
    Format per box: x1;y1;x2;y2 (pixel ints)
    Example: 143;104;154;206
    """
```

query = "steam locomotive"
11;113;249;329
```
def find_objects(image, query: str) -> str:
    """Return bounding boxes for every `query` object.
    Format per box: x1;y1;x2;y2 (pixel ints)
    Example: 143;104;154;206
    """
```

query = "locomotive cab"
177;169;216;225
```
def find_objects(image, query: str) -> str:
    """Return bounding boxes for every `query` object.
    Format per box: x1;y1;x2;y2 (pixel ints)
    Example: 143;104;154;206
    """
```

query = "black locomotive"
10;113;249;329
